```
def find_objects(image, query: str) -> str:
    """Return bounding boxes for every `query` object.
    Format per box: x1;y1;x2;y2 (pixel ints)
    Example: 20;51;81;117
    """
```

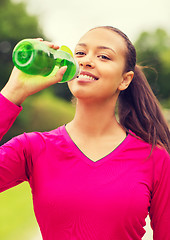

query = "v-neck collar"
59;125;132;167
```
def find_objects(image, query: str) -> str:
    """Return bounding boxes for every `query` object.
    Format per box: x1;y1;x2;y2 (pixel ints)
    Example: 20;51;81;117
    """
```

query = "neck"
68;98;123;137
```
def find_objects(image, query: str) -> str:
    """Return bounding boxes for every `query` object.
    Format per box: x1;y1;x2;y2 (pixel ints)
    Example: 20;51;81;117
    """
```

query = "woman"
0;26;170;240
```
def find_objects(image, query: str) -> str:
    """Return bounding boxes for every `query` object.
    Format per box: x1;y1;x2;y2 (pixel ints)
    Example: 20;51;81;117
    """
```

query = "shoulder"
124;131;152;157
152;145;170;182
14;125;66;155
126;130;170;161
22;124;66;144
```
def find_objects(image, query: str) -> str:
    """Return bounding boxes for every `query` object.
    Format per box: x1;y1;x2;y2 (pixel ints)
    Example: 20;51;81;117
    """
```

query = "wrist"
1;84;26;106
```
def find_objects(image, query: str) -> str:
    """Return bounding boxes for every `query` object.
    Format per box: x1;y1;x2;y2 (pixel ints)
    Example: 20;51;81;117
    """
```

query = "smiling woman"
0;26;170;240
68;27;134;106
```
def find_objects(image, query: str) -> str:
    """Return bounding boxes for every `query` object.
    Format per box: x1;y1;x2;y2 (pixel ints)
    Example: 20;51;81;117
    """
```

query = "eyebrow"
76;43;116;54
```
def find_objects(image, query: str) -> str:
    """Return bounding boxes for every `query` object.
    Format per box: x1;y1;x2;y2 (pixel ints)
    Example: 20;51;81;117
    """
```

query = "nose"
79;56;95;68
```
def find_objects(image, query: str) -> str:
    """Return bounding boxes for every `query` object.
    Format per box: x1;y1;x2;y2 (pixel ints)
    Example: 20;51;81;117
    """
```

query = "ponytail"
118;65;170;154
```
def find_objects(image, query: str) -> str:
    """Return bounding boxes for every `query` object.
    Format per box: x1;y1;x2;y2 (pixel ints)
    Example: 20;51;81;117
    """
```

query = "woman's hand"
0;39;67;106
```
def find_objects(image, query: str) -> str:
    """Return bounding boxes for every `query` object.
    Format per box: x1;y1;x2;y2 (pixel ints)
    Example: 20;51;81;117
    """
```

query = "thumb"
54;66;67;83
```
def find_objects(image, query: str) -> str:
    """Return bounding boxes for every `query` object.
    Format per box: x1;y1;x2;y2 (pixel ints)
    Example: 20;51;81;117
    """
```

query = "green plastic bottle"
12;39;79;83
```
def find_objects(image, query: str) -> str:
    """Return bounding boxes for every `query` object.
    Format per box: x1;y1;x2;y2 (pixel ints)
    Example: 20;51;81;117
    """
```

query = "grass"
0;182;41;240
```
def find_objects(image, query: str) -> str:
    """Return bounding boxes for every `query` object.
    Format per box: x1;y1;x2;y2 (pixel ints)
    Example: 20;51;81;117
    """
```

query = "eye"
98;55;111;60
75;51;85;56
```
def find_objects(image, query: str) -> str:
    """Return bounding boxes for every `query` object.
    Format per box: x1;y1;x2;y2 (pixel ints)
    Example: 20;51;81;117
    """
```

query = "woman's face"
68;28;133;102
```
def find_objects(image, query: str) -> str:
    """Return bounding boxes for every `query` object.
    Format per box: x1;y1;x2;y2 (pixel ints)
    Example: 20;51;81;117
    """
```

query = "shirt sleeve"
149;147;170;240
0;133;33;192
0;93;31;192
0;93;22;140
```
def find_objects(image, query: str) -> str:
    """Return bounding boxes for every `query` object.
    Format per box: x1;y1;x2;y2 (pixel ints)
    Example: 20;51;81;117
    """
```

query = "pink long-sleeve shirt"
0;93;170;240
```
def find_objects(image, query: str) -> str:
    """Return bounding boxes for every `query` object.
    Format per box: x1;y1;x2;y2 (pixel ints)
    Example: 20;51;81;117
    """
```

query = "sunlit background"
13;0;170;50
0;0;170;239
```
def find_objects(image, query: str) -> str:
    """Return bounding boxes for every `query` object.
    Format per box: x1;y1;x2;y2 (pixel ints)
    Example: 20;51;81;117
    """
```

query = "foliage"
0;0;72;101
135;29;170;99
0;0;45;90
0;0;75;145
161;97;170;109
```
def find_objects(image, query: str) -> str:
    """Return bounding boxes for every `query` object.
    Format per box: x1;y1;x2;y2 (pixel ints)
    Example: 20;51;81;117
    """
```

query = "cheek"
101;61;123;78
102;68;123;87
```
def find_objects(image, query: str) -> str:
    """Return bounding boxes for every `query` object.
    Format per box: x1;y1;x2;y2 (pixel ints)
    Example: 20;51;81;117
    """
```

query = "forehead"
77;28;126;54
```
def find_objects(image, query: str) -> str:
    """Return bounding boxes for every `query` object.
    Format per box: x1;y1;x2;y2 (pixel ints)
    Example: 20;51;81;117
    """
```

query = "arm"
0;94;46;192
149;148;170;240
0;40;66;191
0;93;30;192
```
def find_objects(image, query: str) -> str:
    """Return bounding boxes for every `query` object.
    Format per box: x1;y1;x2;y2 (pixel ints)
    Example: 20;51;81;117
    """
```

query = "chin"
68;86;92;100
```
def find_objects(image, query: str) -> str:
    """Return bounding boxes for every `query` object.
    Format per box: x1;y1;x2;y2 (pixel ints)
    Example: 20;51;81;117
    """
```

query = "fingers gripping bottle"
12;39;79;83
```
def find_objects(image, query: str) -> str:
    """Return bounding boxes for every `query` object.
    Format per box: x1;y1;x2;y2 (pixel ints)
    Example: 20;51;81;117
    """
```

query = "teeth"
79;74;96;81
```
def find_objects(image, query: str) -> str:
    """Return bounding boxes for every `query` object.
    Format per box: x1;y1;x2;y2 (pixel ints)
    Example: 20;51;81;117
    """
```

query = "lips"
77;71;99;81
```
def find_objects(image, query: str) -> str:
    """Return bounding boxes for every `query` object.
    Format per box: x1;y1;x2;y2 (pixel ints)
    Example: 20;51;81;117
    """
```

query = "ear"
118;71;134;91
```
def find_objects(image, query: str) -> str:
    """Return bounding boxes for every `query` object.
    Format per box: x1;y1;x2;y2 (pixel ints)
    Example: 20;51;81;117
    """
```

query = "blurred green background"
0;0;170;239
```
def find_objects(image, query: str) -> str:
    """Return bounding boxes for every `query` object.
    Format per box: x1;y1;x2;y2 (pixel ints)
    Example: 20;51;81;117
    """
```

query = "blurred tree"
0;0;74;145
52;83;73;102
0;0;72;101
0;0;45;90
135;28;170;99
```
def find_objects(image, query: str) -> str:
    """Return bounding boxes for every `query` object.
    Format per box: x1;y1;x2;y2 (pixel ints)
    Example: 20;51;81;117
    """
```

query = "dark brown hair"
94;26;170;154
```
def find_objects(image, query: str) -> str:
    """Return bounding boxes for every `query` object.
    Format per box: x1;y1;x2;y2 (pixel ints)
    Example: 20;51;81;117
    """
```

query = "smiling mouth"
77;75;98;81
77;71;99;81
